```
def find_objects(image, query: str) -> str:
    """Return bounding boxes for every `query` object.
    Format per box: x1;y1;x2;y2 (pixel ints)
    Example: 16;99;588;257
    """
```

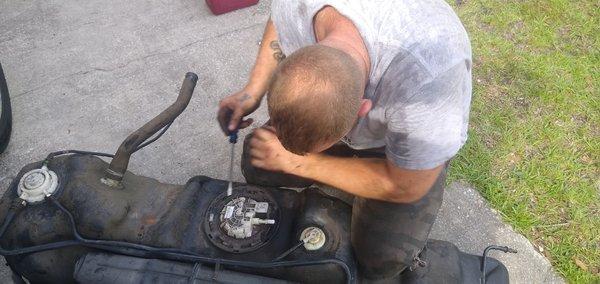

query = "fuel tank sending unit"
204;187;280;253
300;226;327;251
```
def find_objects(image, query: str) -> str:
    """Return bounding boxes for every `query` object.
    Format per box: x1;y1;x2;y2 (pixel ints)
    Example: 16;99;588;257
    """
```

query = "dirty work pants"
241;134;445;280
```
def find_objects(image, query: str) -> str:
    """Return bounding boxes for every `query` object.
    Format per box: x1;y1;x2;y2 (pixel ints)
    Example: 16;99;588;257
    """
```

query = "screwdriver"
226;130;238;196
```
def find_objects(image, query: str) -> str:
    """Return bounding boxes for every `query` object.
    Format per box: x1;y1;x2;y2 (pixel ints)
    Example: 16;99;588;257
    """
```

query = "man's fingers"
238;118;254;129
228;108;244;131
249;148;266;160
250;158;264;169
217;107;232;135
252;127;277;141
252;129;268;141
249;137;268;150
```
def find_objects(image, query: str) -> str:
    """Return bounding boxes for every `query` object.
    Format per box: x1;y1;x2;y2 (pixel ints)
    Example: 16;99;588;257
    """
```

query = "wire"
0;200;25;236
0;199;81;256
273;240;305;261
42;121;173;165
480;245;517;284
1;240;81;256
44;150;114;166
41;121;172;171
134;121;173;152
0;211;16;238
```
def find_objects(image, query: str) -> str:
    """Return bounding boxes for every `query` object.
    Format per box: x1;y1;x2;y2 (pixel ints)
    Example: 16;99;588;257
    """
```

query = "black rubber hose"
0;62;12;154
0;200;25;237
134;121;173;152
273;240;305;261
0;240;81;256
0;210;15;238
44;150;114;165
0;200;80;256
481;245;517;284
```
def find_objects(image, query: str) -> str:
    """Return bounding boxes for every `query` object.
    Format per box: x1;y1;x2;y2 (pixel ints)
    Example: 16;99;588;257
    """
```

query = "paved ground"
0;0;564;282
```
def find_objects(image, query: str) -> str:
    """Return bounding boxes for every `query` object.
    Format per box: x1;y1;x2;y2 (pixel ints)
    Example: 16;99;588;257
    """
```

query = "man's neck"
313;6;371;85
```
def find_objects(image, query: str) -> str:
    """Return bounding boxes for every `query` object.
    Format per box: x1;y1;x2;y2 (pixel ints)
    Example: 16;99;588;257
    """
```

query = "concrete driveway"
0;0;562;282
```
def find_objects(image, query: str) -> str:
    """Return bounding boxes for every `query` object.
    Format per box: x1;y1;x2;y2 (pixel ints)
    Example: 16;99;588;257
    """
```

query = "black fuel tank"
0;154;355;283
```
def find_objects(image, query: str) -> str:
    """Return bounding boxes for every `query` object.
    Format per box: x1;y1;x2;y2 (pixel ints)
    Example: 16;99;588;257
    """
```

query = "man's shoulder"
384;19;471;78
375;45;470;105
363;0;472;87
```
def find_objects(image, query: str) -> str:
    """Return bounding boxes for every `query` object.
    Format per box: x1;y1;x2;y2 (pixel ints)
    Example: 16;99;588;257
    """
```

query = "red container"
205;0;259;15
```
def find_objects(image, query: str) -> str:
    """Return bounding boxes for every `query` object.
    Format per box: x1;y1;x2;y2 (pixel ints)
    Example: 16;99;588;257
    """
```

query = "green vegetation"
446;0;599;282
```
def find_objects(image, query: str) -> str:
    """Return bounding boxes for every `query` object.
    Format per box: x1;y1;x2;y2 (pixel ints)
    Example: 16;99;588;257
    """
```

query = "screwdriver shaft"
227;141;235;196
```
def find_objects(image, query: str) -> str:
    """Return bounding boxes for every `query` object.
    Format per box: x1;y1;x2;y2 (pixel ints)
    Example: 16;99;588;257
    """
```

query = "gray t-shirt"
271;0;472;170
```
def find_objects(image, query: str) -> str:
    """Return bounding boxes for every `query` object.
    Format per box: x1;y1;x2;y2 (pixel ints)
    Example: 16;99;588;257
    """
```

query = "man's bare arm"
290;154;443;203
217;19;284;133
244;19;283;100
249;128;444;203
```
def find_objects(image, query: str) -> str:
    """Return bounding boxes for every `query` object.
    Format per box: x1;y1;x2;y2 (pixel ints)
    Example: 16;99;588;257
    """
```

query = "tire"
0;62;12;154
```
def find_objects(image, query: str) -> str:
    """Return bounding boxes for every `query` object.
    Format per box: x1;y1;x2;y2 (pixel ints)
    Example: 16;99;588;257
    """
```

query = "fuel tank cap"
17;166;59;203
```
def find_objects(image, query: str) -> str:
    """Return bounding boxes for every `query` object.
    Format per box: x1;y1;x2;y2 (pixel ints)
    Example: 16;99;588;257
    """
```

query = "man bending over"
217;0;471;281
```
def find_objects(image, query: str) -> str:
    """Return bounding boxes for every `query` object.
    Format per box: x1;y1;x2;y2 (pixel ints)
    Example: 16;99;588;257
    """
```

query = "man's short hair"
267;45;363;154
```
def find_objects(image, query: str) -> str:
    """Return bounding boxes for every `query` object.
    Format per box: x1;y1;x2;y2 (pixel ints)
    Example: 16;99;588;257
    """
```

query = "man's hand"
217;19;282;135
217;90;260;134
248;126;302;172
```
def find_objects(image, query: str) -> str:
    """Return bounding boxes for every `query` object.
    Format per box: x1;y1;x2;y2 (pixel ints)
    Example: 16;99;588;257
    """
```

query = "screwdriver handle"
229;130;238;144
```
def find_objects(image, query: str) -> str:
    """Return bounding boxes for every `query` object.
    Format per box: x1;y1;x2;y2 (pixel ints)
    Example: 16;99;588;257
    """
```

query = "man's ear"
357;99;372;118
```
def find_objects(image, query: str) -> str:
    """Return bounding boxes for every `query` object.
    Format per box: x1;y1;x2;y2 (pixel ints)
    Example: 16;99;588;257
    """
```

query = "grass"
446;0;599;282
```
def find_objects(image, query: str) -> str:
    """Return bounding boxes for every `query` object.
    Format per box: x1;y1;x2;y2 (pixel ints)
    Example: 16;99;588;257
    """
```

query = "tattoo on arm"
270;40;286;62
238;93;251;102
